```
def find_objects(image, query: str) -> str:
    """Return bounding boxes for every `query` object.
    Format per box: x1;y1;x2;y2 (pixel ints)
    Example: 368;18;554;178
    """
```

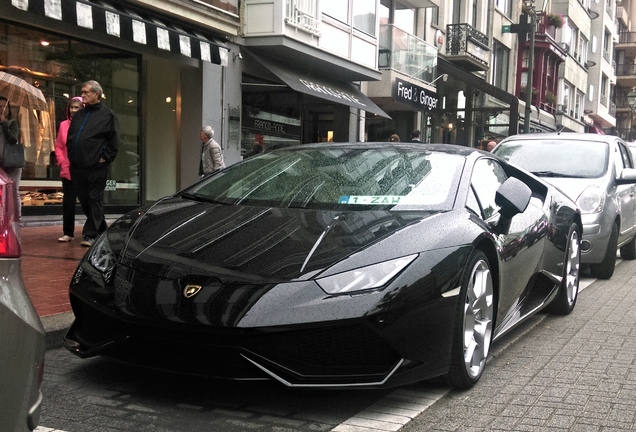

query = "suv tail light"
0;170;21;257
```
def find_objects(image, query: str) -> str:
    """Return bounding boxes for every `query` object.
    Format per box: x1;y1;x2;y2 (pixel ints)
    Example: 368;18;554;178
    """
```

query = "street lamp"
627;87;636;141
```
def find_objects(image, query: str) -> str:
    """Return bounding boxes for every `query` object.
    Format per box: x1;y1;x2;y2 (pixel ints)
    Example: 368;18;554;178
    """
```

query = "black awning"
11;0;228;65
247;51;391;119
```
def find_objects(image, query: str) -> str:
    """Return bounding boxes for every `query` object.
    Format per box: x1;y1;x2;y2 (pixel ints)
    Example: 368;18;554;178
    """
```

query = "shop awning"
11;0;229;66
247;51;390;119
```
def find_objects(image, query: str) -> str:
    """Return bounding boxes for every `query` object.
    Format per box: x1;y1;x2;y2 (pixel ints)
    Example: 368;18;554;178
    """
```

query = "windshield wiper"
180;192;230;205
531;171;580;178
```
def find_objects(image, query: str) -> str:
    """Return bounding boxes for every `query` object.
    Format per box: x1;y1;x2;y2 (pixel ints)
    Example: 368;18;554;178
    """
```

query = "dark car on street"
0;169;45;431
494;133;636;279
64;143;581;389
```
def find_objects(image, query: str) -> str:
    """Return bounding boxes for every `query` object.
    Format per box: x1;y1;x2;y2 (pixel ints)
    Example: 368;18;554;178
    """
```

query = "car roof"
278;142;484;157
501;132;621;145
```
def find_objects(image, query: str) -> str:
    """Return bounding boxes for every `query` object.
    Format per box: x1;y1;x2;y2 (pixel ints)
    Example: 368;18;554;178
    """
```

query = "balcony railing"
618;31;636;44
285;0;320;35
379;24;438;83
616;63;636;76
446;24;490;68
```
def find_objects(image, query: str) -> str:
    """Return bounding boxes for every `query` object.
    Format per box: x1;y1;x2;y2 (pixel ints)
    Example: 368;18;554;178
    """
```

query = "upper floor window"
603;29;611;62
495;0;513;18
324;0;377;36
426;6;439;26
324;0;349;22
578;34;588;65
491;40;509;91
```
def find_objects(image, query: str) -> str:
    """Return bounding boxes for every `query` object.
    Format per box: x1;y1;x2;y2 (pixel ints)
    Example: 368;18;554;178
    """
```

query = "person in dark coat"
409;129;421;142
67;80;119;247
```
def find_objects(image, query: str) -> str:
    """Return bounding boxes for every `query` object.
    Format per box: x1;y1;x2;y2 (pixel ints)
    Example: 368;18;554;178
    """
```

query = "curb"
41;311;74;351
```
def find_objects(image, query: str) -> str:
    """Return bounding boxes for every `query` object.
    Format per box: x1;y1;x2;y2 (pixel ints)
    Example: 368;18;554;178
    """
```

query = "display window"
0;22;140;211
241;89;302;157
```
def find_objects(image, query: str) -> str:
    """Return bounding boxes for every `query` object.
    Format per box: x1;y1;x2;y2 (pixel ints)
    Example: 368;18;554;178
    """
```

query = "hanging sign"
393;78;440;112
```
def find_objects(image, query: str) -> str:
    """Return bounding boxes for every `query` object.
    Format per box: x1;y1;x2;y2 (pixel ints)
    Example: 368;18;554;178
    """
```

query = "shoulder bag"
2;142;26;168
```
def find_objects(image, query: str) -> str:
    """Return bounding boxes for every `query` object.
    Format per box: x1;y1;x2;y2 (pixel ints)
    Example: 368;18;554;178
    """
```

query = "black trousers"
71;163;108;240
61;178;77;237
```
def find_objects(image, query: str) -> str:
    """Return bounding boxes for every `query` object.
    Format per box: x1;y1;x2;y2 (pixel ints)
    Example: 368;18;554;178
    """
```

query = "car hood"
533;176;603;202
112;197;438;282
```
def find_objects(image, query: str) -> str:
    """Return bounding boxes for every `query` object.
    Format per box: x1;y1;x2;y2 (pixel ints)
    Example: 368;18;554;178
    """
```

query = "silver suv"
494;133;636;279
0;169;45;431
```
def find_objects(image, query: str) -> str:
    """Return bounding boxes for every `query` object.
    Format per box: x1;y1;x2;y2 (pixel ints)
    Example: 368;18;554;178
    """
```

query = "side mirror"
616;168;636;185
495;177;532;220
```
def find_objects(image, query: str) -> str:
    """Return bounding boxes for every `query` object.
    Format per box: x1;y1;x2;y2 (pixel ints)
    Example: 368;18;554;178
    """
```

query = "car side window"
618;143;633;170
470;159;508;220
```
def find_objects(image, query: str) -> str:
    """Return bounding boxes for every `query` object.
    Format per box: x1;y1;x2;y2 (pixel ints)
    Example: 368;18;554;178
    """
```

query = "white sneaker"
58;235;74;242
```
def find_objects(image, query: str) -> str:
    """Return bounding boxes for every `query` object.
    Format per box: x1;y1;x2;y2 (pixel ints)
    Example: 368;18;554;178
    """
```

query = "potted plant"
520;86;539;100
547;13;564;28
545;90;557;105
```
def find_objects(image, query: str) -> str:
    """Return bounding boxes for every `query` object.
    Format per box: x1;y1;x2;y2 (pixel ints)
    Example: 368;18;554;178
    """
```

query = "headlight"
576;187;605;214
88;234;117;282
316;254;418;295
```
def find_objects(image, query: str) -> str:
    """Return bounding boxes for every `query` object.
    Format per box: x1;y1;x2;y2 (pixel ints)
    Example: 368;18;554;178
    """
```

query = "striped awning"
11;0;229;66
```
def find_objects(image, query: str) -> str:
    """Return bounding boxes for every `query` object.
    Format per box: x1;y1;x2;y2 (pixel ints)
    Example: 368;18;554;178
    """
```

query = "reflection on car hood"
533;176;600;201
116;197;435;282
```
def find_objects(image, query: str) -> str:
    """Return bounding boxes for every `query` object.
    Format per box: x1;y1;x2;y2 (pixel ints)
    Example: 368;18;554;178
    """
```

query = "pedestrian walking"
0;96;23;212
55;96;83;242
199;125;224;176
67;80;119;247
389;134;400;142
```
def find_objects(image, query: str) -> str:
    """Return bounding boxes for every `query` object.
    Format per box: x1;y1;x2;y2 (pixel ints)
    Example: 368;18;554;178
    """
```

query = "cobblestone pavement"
399;258;636;432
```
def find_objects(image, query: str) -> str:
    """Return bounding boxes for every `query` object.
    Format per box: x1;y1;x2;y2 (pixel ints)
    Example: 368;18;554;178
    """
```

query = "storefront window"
0;22;140;210
241;90;301;156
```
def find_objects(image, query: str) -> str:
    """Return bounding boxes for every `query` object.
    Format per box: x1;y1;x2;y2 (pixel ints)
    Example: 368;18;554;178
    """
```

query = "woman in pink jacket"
55;96;83;242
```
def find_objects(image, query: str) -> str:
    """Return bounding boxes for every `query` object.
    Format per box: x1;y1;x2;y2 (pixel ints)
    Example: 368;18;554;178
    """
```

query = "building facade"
3;0;633;218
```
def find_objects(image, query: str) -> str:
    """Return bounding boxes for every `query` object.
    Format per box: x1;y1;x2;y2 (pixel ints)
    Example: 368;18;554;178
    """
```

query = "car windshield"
494;139;609;178
183;146;465;211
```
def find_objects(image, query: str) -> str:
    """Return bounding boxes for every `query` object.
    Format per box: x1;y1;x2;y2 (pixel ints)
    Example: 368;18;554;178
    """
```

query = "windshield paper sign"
339;196;403;205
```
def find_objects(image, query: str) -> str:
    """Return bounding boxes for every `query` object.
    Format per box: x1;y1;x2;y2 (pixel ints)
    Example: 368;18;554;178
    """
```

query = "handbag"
2;142;26;168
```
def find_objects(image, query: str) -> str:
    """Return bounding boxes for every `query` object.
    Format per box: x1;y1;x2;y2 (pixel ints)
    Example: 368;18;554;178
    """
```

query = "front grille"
250;324;400;377
69;293;400;383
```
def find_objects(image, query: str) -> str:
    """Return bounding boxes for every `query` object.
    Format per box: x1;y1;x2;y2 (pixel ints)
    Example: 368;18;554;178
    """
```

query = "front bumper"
64;258;458;388
64;293;406;387
580;213;611;264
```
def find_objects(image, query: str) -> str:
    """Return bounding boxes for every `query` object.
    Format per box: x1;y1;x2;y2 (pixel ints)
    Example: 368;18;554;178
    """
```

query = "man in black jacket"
67;80;119;247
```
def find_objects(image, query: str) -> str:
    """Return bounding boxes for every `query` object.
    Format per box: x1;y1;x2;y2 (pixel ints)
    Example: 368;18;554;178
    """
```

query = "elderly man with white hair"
199;125;225;176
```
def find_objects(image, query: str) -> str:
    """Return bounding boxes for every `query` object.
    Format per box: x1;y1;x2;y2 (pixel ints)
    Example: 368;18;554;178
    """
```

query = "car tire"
547;224;580;315
590;222;618;280
620;233;636;260
446;250;494;389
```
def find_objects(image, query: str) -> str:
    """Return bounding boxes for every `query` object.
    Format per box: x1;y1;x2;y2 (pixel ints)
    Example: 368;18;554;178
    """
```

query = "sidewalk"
20;215;119;349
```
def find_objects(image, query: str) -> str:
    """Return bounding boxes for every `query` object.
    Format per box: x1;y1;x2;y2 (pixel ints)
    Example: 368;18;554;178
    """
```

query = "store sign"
393;79;440;112
244;117;301;138
298;79;367;109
